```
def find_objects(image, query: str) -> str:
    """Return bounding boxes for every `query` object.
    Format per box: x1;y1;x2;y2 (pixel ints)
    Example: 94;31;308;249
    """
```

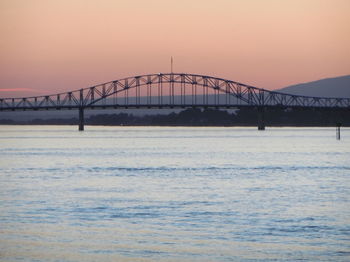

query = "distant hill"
277;75;350;98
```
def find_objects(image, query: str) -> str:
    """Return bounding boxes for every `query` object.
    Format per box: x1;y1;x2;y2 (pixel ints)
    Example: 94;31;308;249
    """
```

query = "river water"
0;126;349;261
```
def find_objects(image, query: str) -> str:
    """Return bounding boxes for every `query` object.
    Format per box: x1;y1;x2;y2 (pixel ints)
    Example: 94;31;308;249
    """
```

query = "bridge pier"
257;107;265;130
79;107;84;131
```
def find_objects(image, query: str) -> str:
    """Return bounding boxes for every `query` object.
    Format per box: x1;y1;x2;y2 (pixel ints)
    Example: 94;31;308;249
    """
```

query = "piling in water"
336;123;341;140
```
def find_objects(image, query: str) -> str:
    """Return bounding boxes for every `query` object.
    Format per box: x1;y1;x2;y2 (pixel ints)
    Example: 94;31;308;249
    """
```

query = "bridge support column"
257;107;265;130
79;107;84;131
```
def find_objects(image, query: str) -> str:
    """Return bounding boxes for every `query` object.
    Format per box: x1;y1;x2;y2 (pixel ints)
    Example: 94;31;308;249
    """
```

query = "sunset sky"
0;0;349;97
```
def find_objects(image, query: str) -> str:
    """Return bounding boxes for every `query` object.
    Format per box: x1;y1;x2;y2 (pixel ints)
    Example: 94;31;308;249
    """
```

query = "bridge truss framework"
1;73;349;130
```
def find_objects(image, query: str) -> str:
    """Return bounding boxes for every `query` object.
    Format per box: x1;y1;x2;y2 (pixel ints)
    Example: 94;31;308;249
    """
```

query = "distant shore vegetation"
0;108;349;127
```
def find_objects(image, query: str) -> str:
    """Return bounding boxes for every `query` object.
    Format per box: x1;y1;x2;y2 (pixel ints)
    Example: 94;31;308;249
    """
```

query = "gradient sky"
0;0;349;97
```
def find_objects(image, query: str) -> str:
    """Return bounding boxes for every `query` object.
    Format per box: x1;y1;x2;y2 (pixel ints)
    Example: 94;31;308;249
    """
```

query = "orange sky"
0;0;349;97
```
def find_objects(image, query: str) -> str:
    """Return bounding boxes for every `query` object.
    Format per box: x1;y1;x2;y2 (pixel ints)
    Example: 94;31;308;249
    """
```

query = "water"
0;126;349;261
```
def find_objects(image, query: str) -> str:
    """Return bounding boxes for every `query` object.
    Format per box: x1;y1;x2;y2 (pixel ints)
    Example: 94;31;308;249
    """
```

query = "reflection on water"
0;126;350;261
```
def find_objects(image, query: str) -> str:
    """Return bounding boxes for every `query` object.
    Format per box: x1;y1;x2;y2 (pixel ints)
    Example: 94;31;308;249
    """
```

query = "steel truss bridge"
1;73;349;130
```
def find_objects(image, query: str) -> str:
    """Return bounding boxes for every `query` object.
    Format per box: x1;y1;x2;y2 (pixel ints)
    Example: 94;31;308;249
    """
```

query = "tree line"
0;107;349;126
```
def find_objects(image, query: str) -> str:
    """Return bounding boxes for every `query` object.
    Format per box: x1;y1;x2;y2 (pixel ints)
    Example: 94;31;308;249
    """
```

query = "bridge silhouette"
1;73;349;131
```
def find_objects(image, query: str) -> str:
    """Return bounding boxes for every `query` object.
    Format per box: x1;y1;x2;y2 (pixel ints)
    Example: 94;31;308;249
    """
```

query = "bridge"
1;73;349;131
